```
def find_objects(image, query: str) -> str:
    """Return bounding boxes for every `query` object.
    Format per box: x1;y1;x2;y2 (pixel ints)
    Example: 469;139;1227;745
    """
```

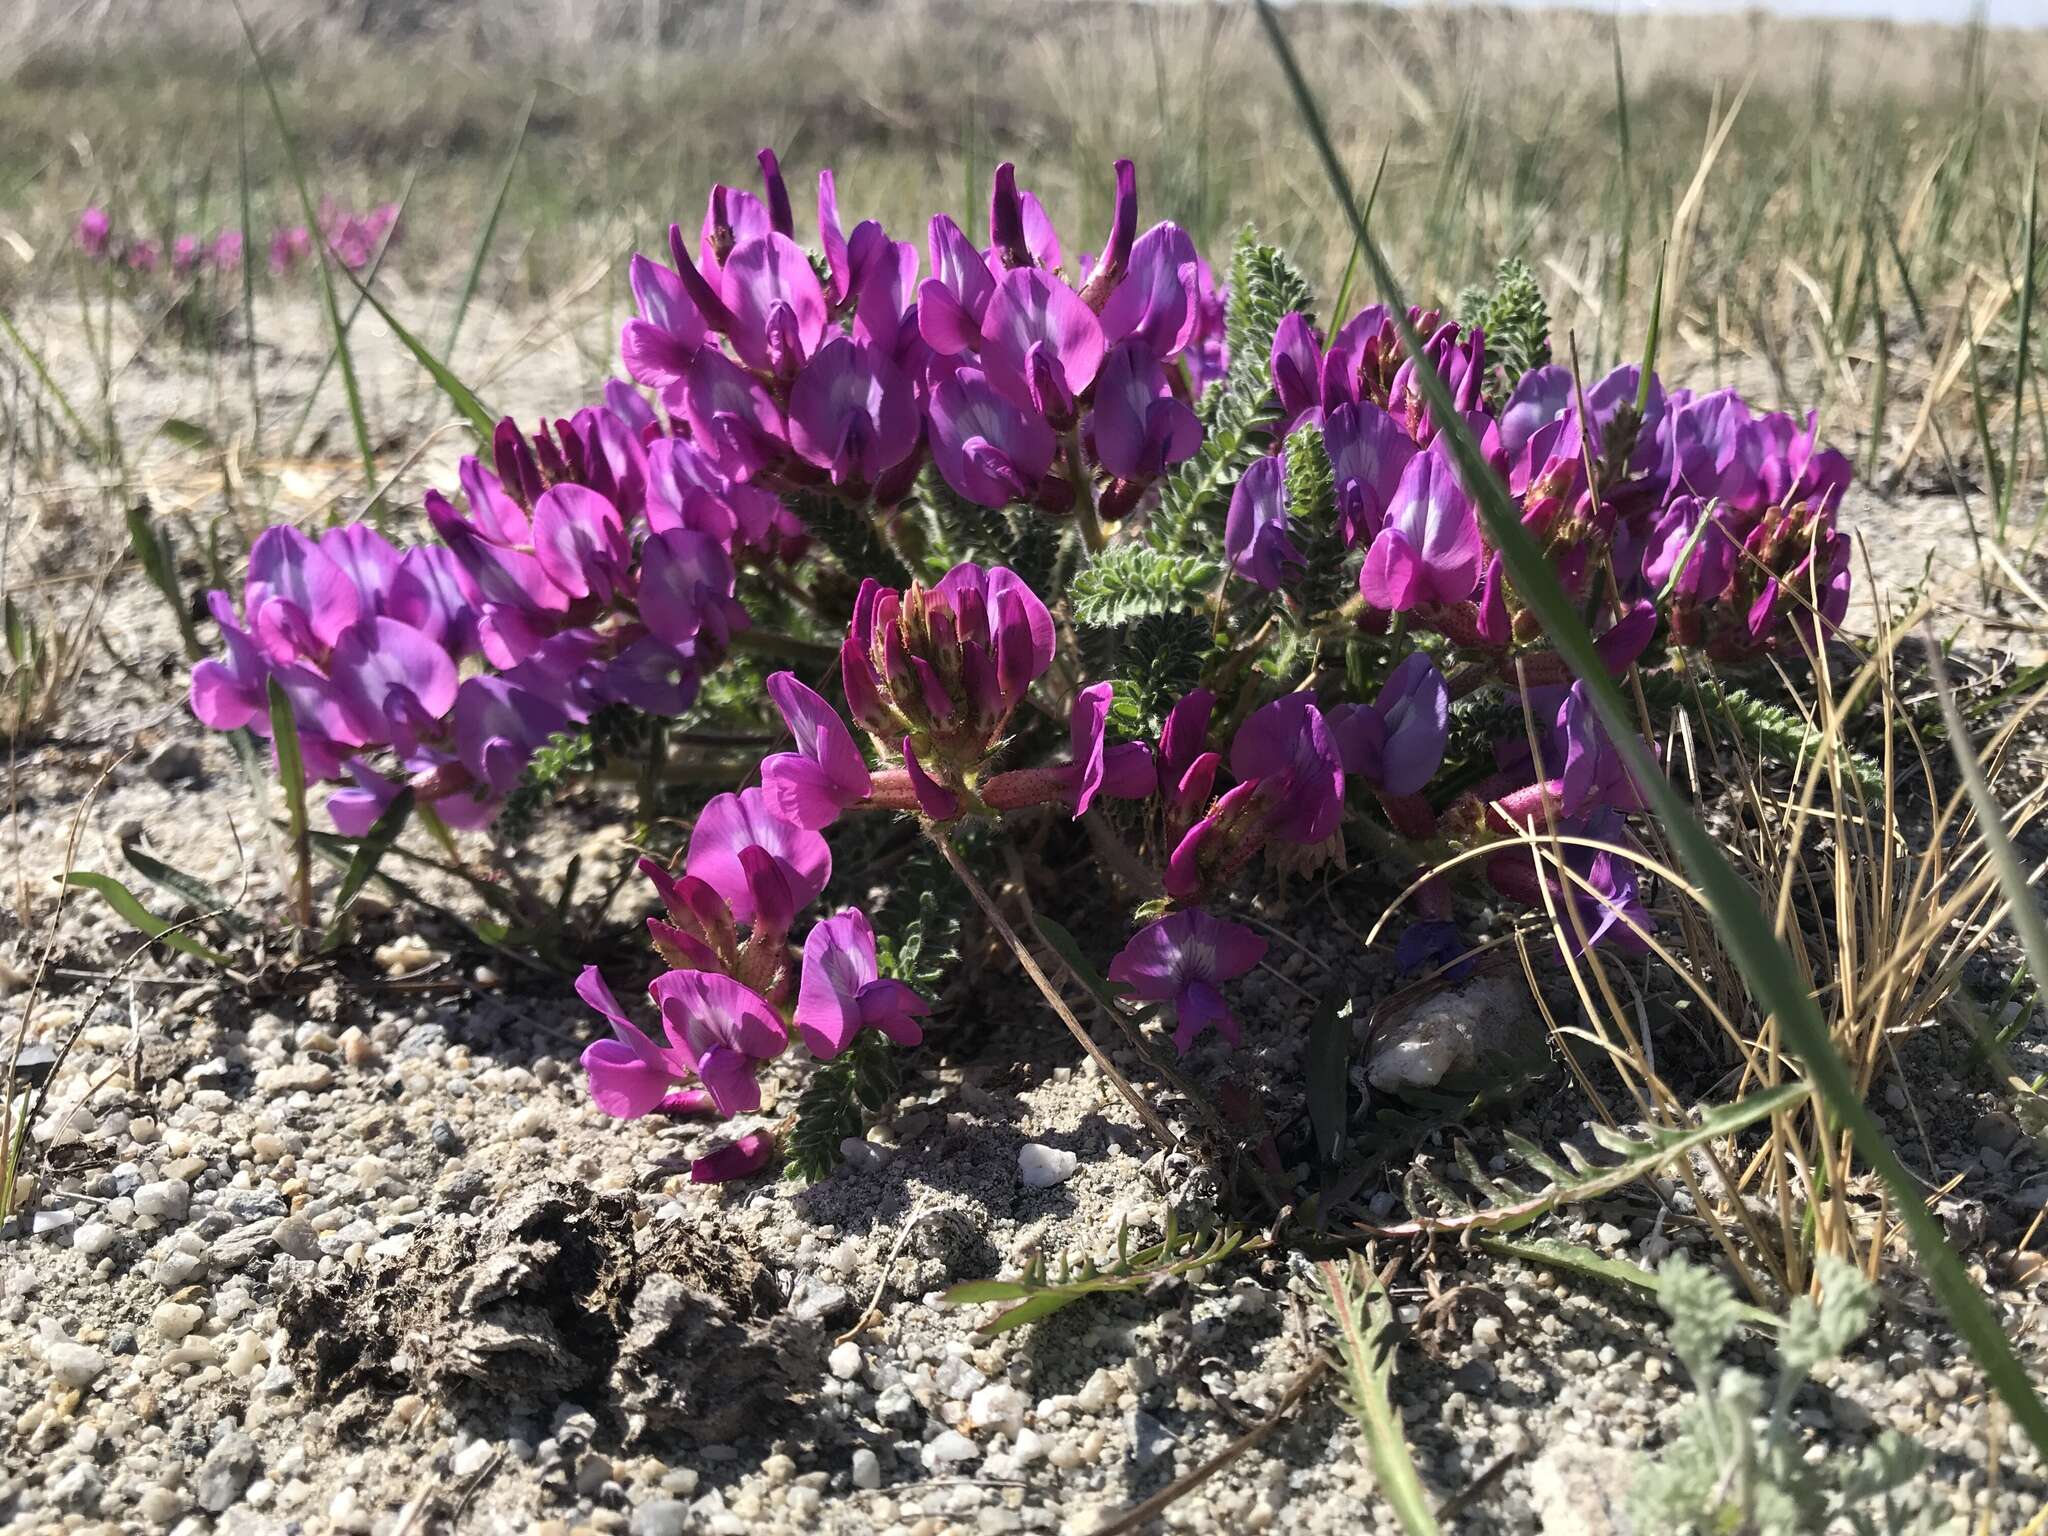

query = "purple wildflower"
1107;910;1268;1053
793;908;931;1059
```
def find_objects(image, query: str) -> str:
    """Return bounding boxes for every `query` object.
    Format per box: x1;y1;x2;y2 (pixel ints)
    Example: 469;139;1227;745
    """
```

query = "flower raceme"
616;153;1220;524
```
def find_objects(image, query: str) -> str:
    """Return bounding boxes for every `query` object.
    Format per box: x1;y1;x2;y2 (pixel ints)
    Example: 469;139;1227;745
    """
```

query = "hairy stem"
1065;428;1106;554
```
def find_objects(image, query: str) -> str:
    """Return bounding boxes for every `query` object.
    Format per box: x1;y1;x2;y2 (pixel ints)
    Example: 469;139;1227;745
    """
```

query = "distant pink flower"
74;208;112;259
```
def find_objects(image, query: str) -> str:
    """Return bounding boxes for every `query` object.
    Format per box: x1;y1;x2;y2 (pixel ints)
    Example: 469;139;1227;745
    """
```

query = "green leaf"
1306;992;1351;1167
120;843;255;934
123;502;203;661
62;873;233;968
1361;1083;1809;1238
158;417;218;451
1033;916;1133;1014
331;787;414;918
1317;1256;1442;1535
1256;0;2048;1453
1477;1235;1781;1332
1069;544;1220;628
942;1213;1248;1335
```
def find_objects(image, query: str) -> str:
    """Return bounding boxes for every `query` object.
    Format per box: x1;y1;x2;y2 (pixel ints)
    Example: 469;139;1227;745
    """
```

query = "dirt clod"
280;1182;798;1442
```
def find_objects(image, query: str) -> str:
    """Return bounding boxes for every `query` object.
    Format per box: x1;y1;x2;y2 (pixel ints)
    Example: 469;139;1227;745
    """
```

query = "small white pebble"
829;1341;864;1380
150;1301;204;1342
1017;1144;1078;1188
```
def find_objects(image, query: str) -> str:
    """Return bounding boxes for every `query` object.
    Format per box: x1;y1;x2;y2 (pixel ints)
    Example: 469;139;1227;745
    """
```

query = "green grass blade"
2005;129;2039;538
1327;144;1388;329
281;166;417;468
1034;915;1134;1014
1924;640;2048;1043
333;258;497;445
331;786;414;919
1253;0;2048;1457
236;71;263;453
0;304;100;463
446;89;535;356
1477;1235;1782;1332
62;873;234;968
266;677;314;931
1305;991;1349;1167
123;503;203;661
234;1;377;500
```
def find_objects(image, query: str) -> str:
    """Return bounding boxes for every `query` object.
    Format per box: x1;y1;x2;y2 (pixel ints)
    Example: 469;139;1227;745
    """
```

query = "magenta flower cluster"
577;713;930;1182
1245;311;1854;663
188;406;770;833
176;147;1856;1186
268;199;403;274
75;207;243;278
73;199;400;282
616;152;1223;523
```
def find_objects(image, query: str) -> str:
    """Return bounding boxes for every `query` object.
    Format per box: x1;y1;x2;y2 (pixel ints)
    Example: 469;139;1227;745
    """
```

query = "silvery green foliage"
1631;1254;1957;1536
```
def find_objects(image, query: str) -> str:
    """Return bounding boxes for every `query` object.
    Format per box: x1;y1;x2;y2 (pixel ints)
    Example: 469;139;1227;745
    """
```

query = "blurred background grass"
0;0;2042;503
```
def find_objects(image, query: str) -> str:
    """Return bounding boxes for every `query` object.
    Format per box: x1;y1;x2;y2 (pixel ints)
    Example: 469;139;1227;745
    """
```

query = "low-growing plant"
1632;1252;1957;1536
145;141;1869;1184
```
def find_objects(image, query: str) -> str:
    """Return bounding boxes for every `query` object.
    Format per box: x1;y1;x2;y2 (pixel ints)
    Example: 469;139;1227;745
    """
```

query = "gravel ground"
2;292;2047;1536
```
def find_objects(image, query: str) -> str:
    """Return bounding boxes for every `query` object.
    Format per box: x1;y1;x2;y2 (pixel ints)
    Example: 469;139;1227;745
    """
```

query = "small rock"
133;1179;192;1222
851;1448;882;1490
256;1063;335;1094
1017;1144;1078;1188
630;1501;691;1536
150;1301;204;1342
451;1440;495;1478
429;1120;463;1156
196;1430;260;1512
1366;970;1546;1092
271;1217;319;1260
47;1341;106;1389
340;1027;377;1067
829;1342;864;1380
1128;1410;1175;1468
508;1105;550;1139
138;1485;187;1525
1075;1367;1119;1413
145;741;203;784
970;1382;1026;1438
73;1221;118;1257
922;1431;981;1470
1594;1222;1630;1251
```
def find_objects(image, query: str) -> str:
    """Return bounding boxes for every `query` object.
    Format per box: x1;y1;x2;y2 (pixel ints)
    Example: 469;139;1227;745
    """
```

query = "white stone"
1011;1427;1047;1466
828;1342;864;1380
851;1448;882;1490
969;1382;1026;1438
451;1440;495;1477
133;1179;191;1222
47;1341;106;1389
921;1431;981;1470
72;1222;118;1257
150;1301;204;1342
1017;1144;1078;1188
